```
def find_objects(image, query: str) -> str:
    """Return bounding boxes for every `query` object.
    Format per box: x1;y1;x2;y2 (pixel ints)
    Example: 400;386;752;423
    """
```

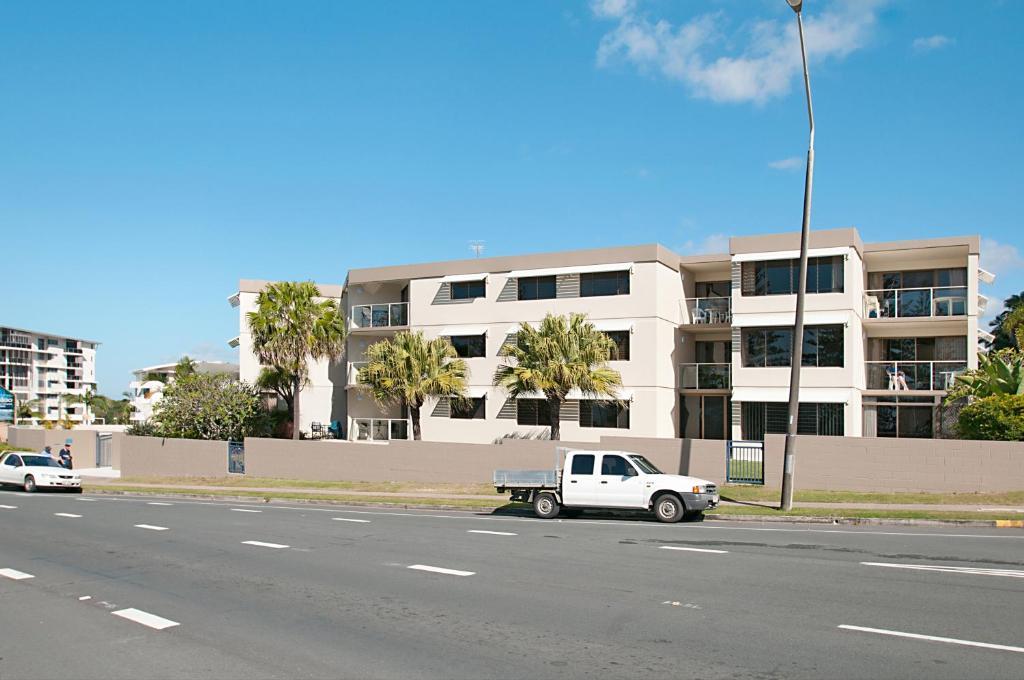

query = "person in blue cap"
58;439;73;469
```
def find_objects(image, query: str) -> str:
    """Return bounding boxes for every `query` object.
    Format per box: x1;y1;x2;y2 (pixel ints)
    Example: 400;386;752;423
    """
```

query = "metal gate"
726;440;764;484
228;440;245;474
95;433;112;467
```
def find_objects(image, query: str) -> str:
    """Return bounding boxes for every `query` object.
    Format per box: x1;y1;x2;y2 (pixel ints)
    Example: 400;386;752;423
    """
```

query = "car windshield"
628;455;663;474
22;456;63;468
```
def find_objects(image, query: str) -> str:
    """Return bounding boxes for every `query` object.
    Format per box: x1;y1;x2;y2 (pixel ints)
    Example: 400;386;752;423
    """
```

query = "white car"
0;452;82;493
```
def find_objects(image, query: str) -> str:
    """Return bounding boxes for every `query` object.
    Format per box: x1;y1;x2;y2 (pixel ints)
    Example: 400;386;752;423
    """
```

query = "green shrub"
957;394;1024;441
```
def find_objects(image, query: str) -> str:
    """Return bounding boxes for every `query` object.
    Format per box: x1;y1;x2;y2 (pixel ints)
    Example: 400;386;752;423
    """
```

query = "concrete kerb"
83;488;1024;528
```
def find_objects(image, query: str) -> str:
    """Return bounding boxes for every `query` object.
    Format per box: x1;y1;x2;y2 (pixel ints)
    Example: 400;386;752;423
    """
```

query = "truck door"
598;454;646;508
561;453;599;506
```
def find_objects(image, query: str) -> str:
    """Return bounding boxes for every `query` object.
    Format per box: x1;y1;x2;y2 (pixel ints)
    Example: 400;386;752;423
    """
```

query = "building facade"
231;228;991;443
0;325;98;423
129;360;240;422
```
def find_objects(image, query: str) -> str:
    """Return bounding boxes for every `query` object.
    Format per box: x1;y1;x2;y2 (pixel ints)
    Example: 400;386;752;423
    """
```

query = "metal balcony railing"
865;360;968;391
679;363;731;390
864;286;968;319
353;418;410;441
681;297;732;325
350;302;409;329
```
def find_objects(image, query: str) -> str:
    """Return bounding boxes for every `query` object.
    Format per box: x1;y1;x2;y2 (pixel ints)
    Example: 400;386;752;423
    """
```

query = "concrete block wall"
119;436;231;478
7;427;98;466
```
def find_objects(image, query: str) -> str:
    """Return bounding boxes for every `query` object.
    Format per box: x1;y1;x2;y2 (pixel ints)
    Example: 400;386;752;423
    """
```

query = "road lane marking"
407;564;475;577
696;525;1024;540
467;530;517;536
242;540;289;549
332;517;371;523
0;504;16;509
659;546;729;554
231;508;262;513
112;608;180;631
134;524;169;531
838;625;1024;654
54;512;81;518
862;561;1024;579
147;502;174;506
0;568;34;580
79;596;91;601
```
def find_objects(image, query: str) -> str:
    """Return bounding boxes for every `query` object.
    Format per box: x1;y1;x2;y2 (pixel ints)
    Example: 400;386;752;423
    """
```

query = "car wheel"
533;492;560;519
653;494;683;523
23;475;37;493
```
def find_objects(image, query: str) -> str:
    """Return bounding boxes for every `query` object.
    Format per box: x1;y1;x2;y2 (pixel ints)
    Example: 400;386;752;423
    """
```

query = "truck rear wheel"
653;494;683;523
533;492;560;519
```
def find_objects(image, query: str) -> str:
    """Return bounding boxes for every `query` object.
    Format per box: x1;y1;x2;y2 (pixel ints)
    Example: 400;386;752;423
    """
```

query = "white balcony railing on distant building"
864;286;968;319
679;363;731;390
350;302;409;329
865;360;968;391
353;418;410;441
681;297;732;325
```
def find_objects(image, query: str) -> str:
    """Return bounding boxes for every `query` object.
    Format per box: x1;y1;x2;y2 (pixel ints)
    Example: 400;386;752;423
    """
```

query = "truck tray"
493;469;558;489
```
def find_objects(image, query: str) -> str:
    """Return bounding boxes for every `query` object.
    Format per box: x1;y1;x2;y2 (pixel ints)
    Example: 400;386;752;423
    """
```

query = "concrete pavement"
1;489;1023;679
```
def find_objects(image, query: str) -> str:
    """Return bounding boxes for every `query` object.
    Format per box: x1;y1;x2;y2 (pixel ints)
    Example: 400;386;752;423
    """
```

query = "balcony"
865;361;968;392
864;287;967;320
680;297;732;328
679;363;731;390
350;302;409;331
353;418;409;441
347;361;367;387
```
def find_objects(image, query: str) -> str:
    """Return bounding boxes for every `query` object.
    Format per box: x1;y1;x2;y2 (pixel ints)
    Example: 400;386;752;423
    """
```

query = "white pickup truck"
494;448;719;523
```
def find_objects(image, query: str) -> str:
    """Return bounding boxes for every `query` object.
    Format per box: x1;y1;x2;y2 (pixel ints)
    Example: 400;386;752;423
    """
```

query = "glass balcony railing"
682;297;732;325
353;418;409;441
864;287;968;319
865;360;968;391
679;363;731;390
350;302;409;329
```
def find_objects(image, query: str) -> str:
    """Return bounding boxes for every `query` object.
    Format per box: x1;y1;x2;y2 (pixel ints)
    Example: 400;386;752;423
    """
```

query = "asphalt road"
1;490;1023;679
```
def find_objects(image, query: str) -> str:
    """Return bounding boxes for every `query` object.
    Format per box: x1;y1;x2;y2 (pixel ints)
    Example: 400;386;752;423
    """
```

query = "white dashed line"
467;530;517;536
0;504;16;509
839;625;1024;654
0;568;35;580
147;502;174;506
407;564;475;577
54;513;82;518
231;508;262;513
861;562;1024;579
77;498;97;502
112;608;180;631
134;524;169;532
659;546;729;554
79;596;92;601
242;540;289;549
332;517;371;523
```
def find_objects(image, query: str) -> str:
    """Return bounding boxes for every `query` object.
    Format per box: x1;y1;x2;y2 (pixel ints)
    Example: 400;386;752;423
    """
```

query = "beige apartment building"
0;325;98;423
232;228;992;444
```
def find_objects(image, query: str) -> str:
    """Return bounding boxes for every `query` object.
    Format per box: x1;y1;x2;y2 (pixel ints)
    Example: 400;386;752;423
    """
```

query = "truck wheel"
533;492;560;519
653;494;683;523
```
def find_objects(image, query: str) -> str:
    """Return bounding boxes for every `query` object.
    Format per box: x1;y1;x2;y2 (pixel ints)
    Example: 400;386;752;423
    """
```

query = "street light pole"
781;0;814;512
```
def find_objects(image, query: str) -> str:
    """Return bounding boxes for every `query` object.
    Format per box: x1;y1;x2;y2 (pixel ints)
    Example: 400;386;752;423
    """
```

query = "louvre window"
741;402;844;439
517;276;556;301
580;271;630;297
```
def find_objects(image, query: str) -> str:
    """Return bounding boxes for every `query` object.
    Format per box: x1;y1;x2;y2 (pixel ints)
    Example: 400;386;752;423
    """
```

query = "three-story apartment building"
0;325;98;423
231;228;991;443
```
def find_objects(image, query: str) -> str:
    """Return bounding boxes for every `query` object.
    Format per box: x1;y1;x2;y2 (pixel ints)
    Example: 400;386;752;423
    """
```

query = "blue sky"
2;0;1021;394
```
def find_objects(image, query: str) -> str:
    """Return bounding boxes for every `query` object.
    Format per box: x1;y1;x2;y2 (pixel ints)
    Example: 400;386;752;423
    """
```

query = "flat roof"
237;279;345;298
0;325;99;345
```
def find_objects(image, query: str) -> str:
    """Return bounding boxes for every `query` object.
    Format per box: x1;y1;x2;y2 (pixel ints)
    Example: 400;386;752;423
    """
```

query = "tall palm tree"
358;331;469;440
1002;306;1024;350
493;313;623;441
988;291;1024;350
15;398;41;425
66;388;99;425
248;281;347;439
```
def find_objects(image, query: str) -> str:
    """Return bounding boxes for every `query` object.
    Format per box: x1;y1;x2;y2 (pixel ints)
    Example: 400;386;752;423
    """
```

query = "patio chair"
692;307;709;324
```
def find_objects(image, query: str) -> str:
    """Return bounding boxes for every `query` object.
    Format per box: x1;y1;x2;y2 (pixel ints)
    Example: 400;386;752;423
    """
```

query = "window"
628;455;663;474
4;454;22;467
517;276;556;301
874;397;934;438
580;271;630;297
451;397;485;419
741;402;844;439
516;399;552;426
570;454;595;475
449;334;486;358
743;326;843;368
581;401;630;429
744;256;844;296
450;280;486;300
604;331;630;361
695;281;730;298
600;454;633;476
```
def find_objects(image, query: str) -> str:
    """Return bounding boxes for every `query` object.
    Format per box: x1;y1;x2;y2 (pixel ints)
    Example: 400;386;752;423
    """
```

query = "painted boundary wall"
118;436;229;478
7;427;99;466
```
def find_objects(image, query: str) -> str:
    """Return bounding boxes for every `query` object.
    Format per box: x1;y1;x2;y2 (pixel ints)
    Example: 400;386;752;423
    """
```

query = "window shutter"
432;283;452;305
740;262;756;296
576;400;591;427
556;274;580;298
498;398;517;420
431;397;451;418
497;278;518;302
560;399;580;422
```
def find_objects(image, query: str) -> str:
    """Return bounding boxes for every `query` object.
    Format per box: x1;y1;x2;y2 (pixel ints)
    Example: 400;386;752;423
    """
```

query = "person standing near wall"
57;439;73;469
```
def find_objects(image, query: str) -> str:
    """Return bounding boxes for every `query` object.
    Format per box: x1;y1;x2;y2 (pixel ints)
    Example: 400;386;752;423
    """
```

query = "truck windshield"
628;455;662;474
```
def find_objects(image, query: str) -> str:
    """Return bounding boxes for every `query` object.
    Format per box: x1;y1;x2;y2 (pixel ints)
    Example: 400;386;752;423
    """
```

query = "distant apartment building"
129;360;240;422
231;228;992;443
0;325;98;423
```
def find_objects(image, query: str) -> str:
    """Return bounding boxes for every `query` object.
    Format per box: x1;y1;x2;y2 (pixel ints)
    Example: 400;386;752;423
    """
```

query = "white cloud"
678;232;730;256
593;0;885;104
769;156;803;170
981;237;1024;280
912;34;953;52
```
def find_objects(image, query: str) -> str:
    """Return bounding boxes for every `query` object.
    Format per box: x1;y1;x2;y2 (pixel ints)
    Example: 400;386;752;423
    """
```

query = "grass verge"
720;486;1024;507
708;505;1022;522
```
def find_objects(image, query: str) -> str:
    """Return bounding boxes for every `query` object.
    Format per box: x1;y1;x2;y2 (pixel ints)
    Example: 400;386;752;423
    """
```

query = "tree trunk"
549;397;562;441
291;375;302;440
410;404;422;441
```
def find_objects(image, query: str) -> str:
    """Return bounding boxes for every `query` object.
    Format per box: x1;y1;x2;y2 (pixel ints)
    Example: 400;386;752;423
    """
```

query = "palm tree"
15;398;41;425
255;366;296;417
1002;306;1024;349
66;388;99;425
358;331;469;440
987;291;1024;350
247;281;347;439
493;313;623;441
